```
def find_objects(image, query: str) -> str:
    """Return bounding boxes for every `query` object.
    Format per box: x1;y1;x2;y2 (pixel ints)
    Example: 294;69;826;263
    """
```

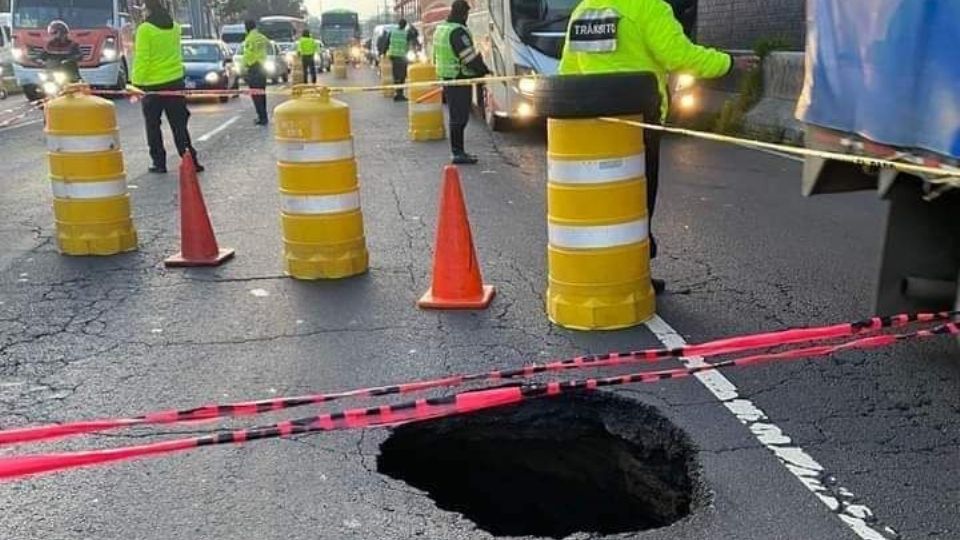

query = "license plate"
185;80;197;89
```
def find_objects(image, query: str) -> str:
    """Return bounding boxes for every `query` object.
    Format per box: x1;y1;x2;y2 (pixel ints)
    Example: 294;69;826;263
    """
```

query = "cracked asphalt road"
0;68;956;540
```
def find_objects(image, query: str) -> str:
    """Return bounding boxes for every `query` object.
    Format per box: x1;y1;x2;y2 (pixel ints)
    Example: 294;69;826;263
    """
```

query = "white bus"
466;0;576;130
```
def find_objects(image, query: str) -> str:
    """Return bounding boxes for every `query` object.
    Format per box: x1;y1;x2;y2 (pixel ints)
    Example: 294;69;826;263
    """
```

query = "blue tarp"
796;0;960;159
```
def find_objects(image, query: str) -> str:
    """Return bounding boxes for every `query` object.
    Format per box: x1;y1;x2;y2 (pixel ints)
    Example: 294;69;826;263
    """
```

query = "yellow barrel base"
546;284;655;331
409;127;446;141
284;243;369;280
56;222;138;256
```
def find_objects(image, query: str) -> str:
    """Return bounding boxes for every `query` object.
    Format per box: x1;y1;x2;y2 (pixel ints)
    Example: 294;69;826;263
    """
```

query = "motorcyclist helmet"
47;20;70;38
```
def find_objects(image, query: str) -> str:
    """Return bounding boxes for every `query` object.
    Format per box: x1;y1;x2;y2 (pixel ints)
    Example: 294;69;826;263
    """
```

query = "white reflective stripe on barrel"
275;139;354;163
281;191;361;214
548;218;648;249
51;178;127;199
547;154;645;184
46;134;120;153
409;102;442;113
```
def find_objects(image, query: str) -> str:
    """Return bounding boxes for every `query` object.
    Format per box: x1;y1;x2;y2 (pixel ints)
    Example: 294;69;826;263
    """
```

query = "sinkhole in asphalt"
377;392;702;539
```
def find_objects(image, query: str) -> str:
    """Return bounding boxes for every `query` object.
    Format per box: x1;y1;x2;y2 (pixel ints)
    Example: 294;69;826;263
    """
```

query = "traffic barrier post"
332;51;347;80
545;116;655;329
45;84;137;256
380;56;393;97
407;63;445;141
273;86;368;279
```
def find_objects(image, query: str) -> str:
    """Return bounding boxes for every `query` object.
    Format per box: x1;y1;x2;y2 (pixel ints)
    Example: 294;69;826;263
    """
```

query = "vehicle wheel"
109;61;129;99
480;86;511;132
282;73;289;83
219;95;229;103
22;84;41;103
0;87;7;100
532;72;660;118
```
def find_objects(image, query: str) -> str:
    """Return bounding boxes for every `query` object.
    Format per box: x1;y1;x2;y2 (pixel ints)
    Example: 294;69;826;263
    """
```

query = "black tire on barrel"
531;72;661;119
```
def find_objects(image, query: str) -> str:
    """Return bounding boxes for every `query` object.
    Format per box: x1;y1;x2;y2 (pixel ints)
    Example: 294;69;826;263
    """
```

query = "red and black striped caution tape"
0;311;955;481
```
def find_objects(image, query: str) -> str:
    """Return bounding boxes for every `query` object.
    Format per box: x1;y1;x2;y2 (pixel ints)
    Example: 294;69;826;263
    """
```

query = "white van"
220;23;246;55
0;13;12;96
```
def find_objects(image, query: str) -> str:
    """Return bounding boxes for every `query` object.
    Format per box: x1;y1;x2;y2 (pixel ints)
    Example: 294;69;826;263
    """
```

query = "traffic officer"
558;0;758;293
297;29;318;85
132;0;202;174
387;19;418;101
242;19;271;126
433;0;490;165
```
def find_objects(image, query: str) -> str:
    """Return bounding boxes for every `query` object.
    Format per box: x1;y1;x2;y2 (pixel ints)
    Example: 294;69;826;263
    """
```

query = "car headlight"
675;73;696;91
100;37;118;62
678;93;697;110
351;46;362;58
516;102;534;117
38;72;48;82
517;77;537;95
205;71;220;84
42;81;59;95
53;71;68;84
405;50;417;62
11;47;24;63
285;52;296;63
264;60;276;73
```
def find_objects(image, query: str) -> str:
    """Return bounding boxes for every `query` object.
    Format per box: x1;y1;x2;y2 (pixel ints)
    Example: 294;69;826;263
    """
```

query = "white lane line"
0;118;42;134
196;115;240;143
645;315;898;540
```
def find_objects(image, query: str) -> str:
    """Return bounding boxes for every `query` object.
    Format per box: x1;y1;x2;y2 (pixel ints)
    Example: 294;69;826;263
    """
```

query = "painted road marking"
0;118;42;134
645;315;897;540
197;115;240;143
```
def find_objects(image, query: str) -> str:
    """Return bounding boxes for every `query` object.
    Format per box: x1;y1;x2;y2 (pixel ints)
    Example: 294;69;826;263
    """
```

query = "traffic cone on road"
418;166;495;309
164;154;235;267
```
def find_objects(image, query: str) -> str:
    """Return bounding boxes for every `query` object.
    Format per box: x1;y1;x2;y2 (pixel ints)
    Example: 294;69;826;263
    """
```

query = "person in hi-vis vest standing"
433;0;490;164
132;0;202;174
387;19;418;101
297;29;318;85
559;0;758;293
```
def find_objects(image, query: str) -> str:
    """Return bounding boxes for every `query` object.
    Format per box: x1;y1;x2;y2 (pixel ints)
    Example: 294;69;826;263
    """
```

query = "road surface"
0;68;956;540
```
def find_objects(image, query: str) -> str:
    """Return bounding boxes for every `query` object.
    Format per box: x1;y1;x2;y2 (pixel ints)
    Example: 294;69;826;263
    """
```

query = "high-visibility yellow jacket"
297;36;317;56
243;29;270;67
558;0;731;120
132;22;184;86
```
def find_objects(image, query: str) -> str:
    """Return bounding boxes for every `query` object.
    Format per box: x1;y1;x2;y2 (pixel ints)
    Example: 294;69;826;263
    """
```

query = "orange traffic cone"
418;166;495;309
164;154;235;267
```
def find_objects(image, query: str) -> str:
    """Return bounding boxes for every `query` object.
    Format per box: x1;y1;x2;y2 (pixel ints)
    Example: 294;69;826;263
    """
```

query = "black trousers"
443;84;472;155
301;56;317;84
390;56;408;97
632;92;662;259
140;79;197;168
245;63;268;122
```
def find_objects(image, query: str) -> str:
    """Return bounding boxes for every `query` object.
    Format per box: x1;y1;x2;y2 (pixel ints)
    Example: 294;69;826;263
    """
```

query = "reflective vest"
132;22;184;86
389;27;410;57
242;29;270;67
297;37;317;56
432;22;475;79
558;0;731;120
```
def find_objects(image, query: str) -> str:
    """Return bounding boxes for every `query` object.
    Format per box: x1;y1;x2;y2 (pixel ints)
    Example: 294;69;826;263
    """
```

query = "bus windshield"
12;0;114;29
511;0;578;58
320;11;359;47
260;20;298;42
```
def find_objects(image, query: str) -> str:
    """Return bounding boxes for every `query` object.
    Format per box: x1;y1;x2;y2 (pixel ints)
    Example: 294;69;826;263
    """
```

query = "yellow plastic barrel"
545;116;654;329
273;86;368;279
332;50;347;80
45;85;137;256
380;55;393;97
291;53;304;85
407;62;444;141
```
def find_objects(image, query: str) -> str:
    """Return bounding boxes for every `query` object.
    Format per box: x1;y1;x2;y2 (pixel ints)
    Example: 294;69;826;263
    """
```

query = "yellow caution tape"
599;116;960;188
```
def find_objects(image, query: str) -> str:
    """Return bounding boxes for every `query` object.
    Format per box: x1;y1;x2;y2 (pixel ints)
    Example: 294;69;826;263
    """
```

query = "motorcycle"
37;57;81;98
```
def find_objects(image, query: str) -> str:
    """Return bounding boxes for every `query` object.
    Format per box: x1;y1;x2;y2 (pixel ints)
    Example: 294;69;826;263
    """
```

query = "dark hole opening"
377;392;702;538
